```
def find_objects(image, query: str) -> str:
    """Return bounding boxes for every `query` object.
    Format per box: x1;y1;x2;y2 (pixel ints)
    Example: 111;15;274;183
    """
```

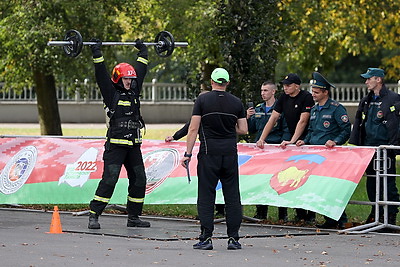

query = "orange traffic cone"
46;206;64;234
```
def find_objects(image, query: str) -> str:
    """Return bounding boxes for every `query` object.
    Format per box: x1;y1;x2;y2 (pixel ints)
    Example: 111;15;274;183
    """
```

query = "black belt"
112;120;142;130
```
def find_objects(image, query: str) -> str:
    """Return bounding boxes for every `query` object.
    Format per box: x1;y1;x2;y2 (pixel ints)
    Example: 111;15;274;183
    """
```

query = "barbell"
47;29;188;58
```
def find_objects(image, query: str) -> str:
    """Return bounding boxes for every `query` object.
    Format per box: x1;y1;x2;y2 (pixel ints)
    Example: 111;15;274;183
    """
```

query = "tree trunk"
201;63;218;91
33;69;63;135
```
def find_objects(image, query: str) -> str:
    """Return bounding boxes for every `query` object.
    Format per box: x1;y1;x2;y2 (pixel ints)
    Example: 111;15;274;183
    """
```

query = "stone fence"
0;80;399;124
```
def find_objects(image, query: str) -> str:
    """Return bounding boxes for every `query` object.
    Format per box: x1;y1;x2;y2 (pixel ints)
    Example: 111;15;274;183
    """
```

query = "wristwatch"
184;152;192;158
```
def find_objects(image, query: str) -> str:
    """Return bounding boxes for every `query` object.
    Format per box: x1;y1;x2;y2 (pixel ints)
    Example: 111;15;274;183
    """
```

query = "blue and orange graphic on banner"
0;137;375;220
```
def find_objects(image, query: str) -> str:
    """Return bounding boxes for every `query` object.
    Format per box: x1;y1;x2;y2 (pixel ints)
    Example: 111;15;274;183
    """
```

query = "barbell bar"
47;29;188;58
48;40;189;46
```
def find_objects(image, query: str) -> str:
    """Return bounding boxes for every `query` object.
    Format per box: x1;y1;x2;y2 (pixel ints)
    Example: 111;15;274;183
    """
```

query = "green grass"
0;125;397;225
0;127;185;141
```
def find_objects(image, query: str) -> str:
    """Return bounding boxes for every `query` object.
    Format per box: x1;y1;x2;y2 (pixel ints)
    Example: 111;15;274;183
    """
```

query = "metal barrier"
301;82;400;102
342;145;400;234
2;80;400;103
0;79;190;102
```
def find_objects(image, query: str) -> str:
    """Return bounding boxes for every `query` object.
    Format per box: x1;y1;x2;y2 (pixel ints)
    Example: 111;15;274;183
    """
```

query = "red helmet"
111;63;137;83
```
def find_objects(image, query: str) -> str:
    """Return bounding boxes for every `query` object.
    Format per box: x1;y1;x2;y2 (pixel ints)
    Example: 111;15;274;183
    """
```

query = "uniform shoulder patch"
330;101;339;106
341;114;349;123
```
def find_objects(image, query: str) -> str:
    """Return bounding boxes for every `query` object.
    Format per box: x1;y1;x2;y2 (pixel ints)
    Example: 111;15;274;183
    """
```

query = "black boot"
88;213;100;229
278;207;288;222
305;211;316;224
127;215;151;228
295;208;307;222
316;220;338;229
254;205;268;219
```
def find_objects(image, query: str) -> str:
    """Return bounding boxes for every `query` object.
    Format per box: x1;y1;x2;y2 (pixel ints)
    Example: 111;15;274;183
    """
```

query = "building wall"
0;101;358;125
0;102;195;124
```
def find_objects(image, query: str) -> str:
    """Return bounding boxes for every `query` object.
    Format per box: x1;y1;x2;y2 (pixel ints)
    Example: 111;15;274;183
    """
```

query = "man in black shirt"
181;68;247;250
165;90;225;218
256;73;314;148
256;73;315;223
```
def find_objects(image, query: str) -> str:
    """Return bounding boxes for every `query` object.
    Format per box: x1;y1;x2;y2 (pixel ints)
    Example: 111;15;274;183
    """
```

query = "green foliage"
0;0;138;91
278;0;400;80
0;1;143;134
136;0;224;98
2;0;400;120
216;0;282;103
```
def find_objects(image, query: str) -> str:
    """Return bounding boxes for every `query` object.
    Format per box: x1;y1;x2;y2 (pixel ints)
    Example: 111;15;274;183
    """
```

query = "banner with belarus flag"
0;137;375;220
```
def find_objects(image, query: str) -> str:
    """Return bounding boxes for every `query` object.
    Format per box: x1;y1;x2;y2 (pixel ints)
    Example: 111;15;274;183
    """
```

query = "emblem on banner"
144;148;179;194
58;147;99;187
270;154;326;195
0;146;38;194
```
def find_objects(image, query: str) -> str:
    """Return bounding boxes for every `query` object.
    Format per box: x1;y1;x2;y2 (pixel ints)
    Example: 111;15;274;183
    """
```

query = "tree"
0;1;132;135
278;0;400;80
3;0;399;134
133;0;224;96
216;0;282;102
150;0;282;102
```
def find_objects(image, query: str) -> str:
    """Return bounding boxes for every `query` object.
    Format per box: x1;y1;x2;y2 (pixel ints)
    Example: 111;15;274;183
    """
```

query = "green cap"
360;68;385;79
311;72;336;90
211;68;230;84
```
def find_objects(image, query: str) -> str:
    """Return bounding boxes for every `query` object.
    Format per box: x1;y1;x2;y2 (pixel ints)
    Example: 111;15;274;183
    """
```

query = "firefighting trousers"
196;154;242;241
89;143;147;217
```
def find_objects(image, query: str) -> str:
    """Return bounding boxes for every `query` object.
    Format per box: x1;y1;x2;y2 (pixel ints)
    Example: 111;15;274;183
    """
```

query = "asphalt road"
1;208;400;266
1;123;400;266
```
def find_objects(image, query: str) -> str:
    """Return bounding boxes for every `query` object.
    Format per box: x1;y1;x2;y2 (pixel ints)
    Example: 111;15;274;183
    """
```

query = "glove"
89;38;102;58
135;39;148;58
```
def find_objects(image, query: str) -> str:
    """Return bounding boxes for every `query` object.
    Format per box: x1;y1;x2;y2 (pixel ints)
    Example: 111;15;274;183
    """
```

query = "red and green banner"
0;137;375;220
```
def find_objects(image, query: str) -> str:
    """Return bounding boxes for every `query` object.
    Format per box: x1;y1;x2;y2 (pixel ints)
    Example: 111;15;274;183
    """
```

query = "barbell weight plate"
48;40;188;47
62;29;83;58
154;31;175;58
48;29;187;57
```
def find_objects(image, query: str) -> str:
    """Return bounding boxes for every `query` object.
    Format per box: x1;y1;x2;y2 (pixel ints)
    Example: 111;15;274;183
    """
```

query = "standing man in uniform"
247;81;288;222
165;90;225;218
349;67;400;225
87;38;151;229
256;73;316;223
296;72;351;229
181;67;247;250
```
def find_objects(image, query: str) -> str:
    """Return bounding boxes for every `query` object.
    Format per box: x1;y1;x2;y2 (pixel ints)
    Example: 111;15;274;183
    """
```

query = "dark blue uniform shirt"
304;98;351;145
247;101;284;143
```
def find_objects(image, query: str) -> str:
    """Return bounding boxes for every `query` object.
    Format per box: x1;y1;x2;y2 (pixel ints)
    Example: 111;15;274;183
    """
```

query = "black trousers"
197;154;242;241
89;143;147;217
295;209;316;222
365;152;399;216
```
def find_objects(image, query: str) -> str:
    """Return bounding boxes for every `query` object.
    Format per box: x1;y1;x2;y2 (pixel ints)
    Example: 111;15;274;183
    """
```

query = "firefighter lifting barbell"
47;29;188;58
